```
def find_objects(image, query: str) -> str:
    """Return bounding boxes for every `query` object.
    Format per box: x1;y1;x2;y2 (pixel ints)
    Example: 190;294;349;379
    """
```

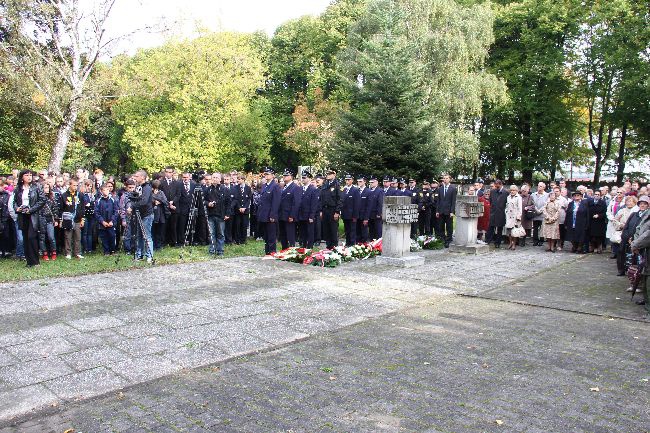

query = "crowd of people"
0;166;648;310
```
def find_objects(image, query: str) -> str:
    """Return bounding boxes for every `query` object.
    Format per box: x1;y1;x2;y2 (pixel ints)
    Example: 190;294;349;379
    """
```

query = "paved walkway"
0;247;647;432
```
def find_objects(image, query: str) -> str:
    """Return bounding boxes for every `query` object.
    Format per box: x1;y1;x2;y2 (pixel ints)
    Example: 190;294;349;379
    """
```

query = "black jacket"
129;182;154;217
436;184;457;215
320;179;342;212
489;187;508;227
13;184;47;229
177;181;198;215
59;190;86;223
204;184;232;219
232;184;253;215
160;178;181;213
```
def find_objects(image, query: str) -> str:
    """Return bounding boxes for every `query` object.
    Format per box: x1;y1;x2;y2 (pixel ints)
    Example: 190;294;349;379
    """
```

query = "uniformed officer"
278;168;302;249
320;169;342;249
397;178;408;196
313;174;324;244
356;175;371;243
407;178;420;238
429;179;440;236
418;181;433;236
382;175;397;196
298;169;319;248
257;167;281;254
368;176;384;240
341;174;361;245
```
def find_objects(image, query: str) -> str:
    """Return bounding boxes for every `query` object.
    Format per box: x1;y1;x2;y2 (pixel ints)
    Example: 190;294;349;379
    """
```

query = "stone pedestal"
449;195;489;255
376;196;424;267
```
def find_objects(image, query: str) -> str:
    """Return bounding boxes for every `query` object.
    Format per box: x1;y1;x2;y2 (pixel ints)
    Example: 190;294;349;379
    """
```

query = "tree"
477;0;582;182
332;0;438;178
0;0;135;172
570;0;649;185
107;33;269;172
332;0;505;178
284;88;338;171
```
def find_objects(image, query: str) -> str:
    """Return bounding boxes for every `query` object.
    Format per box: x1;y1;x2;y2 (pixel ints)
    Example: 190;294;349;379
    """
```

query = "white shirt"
22;188;30;207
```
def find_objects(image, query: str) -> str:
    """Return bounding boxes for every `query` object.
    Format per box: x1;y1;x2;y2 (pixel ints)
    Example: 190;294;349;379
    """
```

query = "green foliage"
478;0;582;181
332;0;504;178
108;32;269;172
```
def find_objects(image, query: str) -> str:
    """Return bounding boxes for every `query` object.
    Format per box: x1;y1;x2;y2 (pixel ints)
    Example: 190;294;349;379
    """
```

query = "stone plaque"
384;204;419;224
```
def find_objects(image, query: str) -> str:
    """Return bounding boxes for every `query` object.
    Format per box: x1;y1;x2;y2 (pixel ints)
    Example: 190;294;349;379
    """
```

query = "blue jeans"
39;221;56;254
82;216;95;253
207;215;225;254
99;228;116;254
135;213;154;259
122;219;132;253
14;219;24;258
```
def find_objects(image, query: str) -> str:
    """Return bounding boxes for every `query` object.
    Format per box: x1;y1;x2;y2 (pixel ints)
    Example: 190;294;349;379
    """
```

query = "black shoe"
617;272;625;276
494;244;501;249
635;300;646;305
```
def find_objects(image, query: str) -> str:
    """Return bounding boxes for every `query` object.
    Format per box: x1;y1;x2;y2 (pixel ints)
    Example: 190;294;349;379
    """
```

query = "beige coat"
505;193;522;229
542;200;560;240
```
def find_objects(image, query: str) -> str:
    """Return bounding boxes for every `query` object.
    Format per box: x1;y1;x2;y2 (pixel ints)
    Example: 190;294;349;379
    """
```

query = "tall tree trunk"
48;106;79;173
615;124;627;184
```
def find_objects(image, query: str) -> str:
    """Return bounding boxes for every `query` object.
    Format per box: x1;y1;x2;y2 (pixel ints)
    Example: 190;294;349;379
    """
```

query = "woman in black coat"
12;170;46;267
565;191;590;254
587;190;607;253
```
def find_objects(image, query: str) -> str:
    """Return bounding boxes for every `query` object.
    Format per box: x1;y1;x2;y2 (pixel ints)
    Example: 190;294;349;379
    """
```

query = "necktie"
185;183;189;193
444;186;448;196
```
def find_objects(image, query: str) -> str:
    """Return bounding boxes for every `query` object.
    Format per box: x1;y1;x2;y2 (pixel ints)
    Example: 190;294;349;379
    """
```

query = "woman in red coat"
477;191;491;242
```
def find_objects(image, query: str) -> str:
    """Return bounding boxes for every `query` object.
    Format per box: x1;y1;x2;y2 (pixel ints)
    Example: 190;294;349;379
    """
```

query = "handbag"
610;229;622;244
511;225;526;237
524;206;536;220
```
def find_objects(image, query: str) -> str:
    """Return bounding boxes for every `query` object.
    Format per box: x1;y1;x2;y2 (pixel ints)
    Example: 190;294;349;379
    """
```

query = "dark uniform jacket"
383;187;398;197
419;189;433;211
258;180;281;223
407;187;420;206
368;187;384;219
341;185;360;220
59;190;86;223
358;186;372;221
279;182;302;221
320;179;342;213
298;184;319;221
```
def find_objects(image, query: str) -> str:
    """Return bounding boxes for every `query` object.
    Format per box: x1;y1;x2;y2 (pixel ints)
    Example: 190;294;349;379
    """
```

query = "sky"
107;0;332;55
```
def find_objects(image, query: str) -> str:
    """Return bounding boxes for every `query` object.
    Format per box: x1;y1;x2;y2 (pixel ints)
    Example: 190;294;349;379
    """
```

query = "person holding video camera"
12;170;46;267
128;170;154;262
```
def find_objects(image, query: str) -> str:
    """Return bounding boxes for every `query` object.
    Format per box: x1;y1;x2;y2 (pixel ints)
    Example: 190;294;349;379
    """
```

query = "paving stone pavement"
1;245;647;432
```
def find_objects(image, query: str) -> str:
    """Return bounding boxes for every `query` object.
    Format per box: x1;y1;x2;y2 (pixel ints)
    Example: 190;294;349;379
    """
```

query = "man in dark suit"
489;179;508;248
367;176;384;240
177;172;197;246
160;166;181;247
232;174;253;244
429;180;440;236
313;175;323;244
435;174;457;248
278;169;302;249
222;173;235;245
297;170;319;248
356;175;372;243
341;174;361;245
257;167;281;254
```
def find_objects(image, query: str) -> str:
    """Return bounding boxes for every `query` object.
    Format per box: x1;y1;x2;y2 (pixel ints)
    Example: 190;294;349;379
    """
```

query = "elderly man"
531;182;548;246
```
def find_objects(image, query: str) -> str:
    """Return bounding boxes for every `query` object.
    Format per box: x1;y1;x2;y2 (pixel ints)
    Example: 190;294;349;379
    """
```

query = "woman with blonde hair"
504;185;523;250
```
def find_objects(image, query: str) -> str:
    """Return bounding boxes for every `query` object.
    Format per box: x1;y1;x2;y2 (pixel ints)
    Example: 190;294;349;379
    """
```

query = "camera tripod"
180;186;216;256
115;208;155;265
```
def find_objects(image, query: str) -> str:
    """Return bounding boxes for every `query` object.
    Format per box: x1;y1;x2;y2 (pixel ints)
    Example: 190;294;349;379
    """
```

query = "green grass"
0;240;265;283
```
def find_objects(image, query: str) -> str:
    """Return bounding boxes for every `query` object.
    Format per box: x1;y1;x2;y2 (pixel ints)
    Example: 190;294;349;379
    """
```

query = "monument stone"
449;195;489;254
376;195;425;267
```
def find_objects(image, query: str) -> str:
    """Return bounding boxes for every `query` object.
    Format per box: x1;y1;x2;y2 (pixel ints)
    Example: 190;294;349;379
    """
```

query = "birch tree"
0;0;132;172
